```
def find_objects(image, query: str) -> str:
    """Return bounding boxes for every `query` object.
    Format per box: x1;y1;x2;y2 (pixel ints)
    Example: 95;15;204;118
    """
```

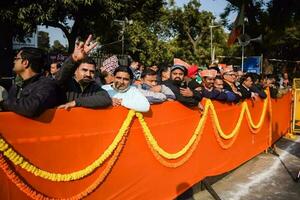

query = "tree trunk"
0;24;14;89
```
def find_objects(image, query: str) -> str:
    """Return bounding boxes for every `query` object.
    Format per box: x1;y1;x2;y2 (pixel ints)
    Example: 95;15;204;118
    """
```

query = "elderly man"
137;68;175;104
163;64;203;108
56;35;112;109
222;65;242;102
0;47;64;117
102;66;150;112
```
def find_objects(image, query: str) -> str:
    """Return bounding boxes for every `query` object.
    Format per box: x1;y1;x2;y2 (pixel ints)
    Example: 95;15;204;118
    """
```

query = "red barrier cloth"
0;93;291;200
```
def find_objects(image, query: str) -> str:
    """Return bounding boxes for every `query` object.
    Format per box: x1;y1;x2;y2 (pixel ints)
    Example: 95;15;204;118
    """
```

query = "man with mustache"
163;64;203;109
102;66;150;112
56;35;111;109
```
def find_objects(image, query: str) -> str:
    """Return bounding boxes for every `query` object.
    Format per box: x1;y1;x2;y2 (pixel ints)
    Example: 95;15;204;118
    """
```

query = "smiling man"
56;35;111;109
102;66;150;112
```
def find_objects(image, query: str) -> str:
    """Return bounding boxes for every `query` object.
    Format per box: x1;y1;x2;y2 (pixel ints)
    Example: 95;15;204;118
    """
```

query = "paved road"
178;135;300;200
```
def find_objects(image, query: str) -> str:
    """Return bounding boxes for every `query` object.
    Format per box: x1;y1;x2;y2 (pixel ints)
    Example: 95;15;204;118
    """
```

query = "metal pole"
122;22;125;55
210;25;213;64
241;22;245;72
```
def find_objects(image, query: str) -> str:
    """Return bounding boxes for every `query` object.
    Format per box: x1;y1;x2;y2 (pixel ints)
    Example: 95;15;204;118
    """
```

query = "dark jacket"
238;84;252;100
223;81;241;102
163;79;202;107
251;84;267;99
56;57;112;108
1;74;65;117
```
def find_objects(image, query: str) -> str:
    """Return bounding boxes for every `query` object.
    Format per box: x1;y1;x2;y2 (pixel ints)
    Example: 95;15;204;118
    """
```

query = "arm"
161;85;176;100
138;87;167;104
75;88;112;108
121;87;150;112
2;81;61;118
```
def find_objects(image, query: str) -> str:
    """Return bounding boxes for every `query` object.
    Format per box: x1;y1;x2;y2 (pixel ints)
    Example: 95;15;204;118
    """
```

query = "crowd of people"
0;35;295;118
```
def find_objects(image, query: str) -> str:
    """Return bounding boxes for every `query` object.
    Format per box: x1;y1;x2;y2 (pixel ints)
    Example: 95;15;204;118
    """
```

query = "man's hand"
180;87;193;97
72;34;98;62
150;85;162;93
112;98;122;106
58;101;76;110
198;102;204;112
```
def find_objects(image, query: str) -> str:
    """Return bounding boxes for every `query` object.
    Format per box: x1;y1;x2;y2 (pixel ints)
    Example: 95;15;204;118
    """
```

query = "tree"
222;0;300;61
38;31;50;52
50;40;67;54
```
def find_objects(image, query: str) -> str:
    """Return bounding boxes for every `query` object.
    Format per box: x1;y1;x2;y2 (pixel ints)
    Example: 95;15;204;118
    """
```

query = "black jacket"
1;74;65;117
163;80;202;107
56;57;112;108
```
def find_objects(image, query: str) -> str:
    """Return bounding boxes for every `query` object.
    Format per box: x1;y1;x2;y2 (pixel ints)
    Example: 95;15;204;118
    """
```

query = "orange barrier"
0;92;291;200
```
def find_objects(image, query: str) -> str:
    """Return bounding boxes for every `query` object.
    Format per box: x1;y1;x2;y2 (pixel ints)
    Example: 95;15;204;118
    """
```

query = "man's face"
243;76;253;88
50;63;59;74
223;72;237;83
74;63;95;83
13;51;26;74
203;76;215;89
114;71;131;91
171;69;184;82
214;79;224;90
142;74;157;87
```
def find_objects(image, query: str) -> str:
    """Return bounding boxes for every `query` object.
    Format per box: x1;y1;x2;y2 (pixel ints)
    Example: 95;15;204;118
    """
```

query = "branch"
42;21;70;37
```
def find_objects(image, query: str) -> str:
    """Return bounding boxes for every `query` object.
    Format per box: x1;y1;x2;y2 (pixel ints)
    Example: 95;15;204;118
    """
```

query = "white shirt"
102;85;150;112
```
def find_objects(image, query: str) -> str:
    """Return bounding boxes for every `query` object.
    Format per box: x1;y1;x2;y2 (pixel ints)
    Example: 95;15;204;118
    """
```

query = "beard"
78;78;93;86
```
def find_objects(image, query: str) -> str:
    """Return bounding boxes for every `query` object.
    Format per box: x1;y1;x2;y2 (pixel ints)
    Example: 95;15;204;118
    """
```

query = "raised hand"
72;34;98;62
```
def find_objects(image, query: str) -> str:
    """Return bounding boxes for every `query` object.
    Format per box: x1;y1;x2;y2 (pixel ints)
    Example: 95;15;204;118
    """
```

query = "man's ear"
22;59;29;69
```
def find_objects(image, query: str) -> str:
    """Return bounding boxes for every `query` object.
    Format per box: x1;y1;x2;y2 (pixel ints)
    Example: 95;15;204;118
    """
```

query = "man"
222;65;242;102
198;69;233;102
0;47;64;117
163;64;203;108
137;68;175;104
56;35;112;109
102;66;150;112
214;76;237;102
129;59;141;81
238;73;256;100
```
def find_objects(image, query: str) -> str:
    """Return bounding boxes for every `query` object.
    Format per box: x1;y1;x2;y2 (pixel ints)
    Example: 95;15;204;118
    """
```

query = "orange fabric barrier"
0;93;291;200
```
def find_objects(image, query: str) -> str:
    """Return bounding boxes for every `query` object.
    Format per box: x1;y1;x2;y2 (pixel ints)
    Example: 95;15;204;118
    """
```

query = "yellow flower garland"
0;110;135;182
136;101;210;160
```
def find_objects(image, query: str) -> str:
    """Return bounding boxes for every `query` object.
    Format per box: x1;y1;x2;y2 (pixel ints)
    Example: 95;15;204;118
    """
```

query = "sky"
39;0;235;46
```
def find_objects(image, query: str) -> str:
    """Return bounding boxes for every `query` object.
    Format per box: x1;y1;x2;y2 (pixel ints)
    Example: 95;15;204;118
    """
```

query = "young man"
137;68;175;104
102;66;150;112
0;47;64;117
56;35;112;109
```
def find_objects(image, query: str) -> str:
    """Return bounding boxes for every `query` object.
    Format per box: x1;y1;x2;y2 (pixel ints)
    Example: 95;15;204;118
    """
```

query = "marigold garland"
0;110;135;182
145;110;208;168
136;101;210;160
0;124;129;200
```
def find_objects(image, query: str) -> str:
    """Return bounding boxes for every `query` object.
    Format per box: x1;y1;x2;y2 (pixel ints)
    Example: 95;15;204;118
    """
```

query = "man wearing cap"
56;35;112;109
198;69;236;102
222;65;242;102
163;64;203;108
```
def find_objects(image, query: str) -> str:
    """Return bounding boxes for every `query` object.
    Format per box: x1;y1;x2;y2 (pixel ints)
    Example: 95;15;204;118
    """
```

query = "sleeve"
161;85;176;100
2;82;60;118
121;87;150;112
55;56;79;87
75;87;112;108
138;87;167;104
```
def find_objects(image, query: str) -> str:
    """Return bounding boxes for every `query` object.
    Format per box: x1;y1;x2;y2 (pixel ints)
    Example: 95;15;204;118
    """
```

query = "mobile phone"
180;81;187;88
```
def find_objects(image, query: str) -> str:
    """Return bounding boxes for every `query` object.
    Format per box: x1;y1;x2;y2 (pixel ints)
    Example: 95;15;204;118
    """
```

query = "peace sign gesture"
72;34;98;62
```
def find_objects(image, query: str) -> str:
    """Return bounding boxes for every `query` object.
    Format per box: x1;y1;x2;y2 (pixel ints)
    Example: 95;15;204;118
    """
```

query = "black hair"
80;57;96;67
215;75;223;81
113;66;134;80
240;73;252;84
141;68;157;78
19;47;45;73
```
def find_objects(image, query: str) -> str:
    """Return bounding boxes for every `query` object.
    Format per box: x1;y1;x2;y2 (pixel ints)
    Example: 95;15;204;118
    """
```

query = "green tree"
50;40;67;54
37;31;50;52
